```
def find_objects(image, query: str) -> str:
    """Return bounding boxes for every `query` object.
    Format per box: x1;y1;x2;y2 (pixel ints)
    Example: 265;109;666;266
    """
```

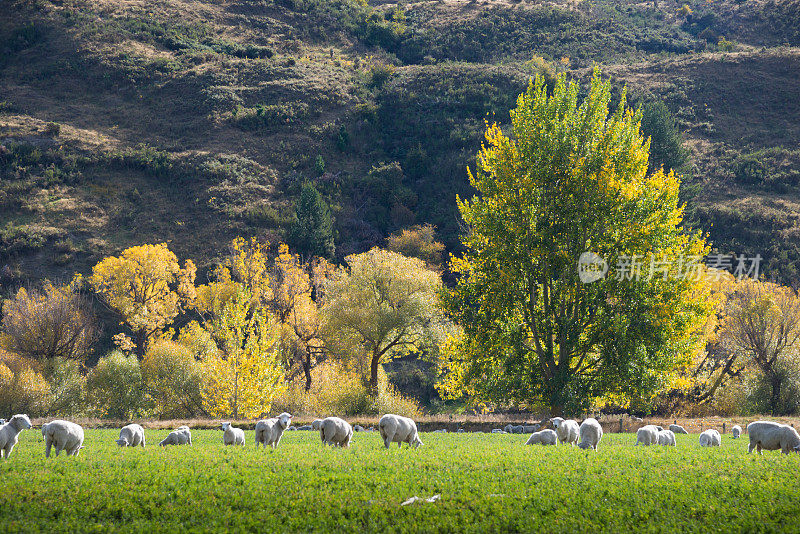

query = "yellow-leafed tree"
89;243;196;357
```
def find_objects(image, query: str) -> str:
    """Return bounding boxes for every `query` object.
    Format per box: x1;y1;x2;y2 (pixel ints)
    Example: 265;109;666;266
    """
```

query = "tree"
198;285;285;419
386;224;446;272
89;244;196;357
1;281;97;365
288;183;335;259
722;278;800;415
321;248;446;391
438;71;714;415
640;100;689;175
142;341;207;418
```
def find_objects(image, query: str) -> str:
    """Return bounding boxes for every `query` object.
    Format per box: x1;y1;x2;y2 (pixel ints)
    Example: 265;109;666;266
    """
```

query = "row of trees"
0;233;447;418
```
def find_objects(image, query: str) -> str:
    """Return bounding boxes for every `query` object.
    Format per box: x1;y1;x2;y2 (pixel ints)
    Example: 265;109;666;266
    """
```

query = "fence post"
619;417;623;433
723;422;726;434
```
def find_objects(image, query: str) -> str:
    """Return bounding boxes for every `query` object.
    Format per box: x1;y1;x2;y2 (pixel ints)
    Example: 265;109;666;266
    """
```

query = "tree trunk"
134;331;146;359
303;348;313;392
770;373;782;416
369;350;380;394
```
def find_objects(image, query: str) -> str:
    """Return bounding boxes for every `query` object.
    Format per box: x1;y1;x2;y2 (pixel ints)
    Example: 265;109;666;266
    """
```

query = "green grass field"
1;429;798;532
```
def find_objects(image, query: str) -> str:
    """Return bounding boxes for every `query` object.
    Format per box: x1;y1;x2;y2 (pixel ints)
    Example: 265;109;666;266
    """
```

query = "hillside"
2;0;800;287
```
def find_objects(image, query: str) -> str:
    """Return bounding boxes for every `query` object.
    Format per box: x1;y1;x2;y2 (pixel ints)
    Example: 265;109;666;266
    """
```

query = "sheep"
524;429;558;446
320;417;352;448
669;424;688;435
746;421;800;454
298;425;312;431
312;419;324;430
254;412;292;449
42;420;84;458
0;418;5;425
0;414;32;460
657;429;676;446
491;429;506;434
379;414;423;449
159;426;192;446
635;425;660;446
116;423;145;448
577;418;603;450
221;422;245;446
731;425;742;439
550;417;579;445
699;429;721;447
353;424;365;432
522;424;540;433
655;426;664;431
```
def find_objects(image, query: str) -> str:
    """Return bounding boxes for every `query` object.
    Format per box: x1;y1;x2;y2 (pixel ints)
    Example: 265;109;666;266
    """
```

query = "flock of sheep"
2;412;800;460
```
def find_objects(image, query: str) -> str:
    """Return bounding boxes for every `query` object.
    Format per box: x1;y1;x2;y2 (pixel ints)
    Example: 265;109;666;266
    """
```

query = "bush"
0;352;51;416
141;341;206;419
40;357;86;416
86;351;150;419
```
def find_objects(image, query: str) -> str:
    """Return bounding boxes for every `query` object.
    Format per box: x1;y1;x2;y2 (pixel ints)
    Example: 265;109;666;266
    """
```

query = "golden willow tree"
438;71;715;415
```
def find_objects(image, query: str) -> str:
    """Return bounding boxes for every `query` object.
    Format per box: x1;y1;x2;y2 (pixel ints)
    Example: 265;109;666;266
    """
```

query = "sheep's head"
221;422;231;431
116;438;130;447
278;413;292;429
11;414;32;430
412;435;424;448
550;417;564;428
577;441;593;450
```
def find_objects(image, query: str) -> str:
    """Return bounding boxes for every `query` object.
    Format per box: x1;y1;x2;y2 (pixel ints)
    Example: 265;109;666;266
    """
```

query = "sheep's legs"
45;439;52;458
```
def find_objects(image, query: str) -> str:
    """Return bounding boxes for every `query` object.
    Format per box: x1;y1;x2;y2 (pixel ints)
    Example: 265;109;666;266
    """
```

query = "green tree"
640;100;689;175
288;183;335;259
321;248;447;391
438;72;714;415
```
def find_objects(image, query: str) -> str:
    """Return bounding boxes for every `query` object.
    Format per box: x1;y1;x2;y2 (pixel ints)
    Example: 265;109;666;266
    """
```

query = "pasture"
1;429;798;532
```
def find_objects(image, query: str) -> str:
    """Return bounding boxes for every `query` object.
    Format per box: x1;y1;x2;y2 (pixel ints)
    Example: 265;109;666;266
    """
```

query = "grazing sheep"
657;429;676;446
635;425;660;446
116;424;145;448
522;424;540;433
577;418;603;450
379;414;423;449
287;426;297;431
731;425;742;439
159;426;192;446
353;424;365;432
550;418;579;445
699;429;721;447
0;414;32;460
457;429;465;433
254;413;292;449
312;419;324;430
298;425;312;431
491;429;506;434
433;429;447;433
524;429;558;446
320;417;352;448
221;422;245;446
42;420;84;458
746;421;800;454
669;424;688;435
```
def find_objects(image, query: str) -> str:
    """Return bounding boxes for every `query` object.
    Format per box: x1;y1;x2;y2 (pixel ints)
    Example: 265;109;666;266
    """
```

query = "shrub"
40;357;86;416
141;341;206;419
86;351;150;419
0;352;51;416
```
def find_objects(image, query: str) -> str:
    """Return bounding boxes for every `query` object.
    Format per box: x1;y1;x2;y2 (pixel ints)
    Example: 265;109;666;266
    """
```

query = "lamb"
699;429;721;447
159;426;192;446
669;424;688;435
635;425;660;446
524;429;558;446
746;421;800;454
42;420;84;458
577;418;603;450
0;414;32;460
221;422;245;446
379;414;423;449
657;429;676;446
116;423;145;448
550;417;579;445
731;425;742;439
319;417;353;448
254;412;292;449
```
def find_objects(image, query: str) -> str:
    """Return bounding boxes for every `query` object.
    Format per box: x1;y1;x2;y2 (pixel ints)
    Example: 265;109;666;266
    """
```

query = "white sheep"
116;424;145;448
42;420;84;458
0;414;32;460
635;425;660;446
221;422;245;446
699;429;721;447
577;418;603;450
320;417;352;448
550;417;579;445
731;425;742;439
379;414;423;449
159;426;192;446
657;429;676;446
254;413;293;449
746;421;800;454
525;429;558;446
669;424;688;435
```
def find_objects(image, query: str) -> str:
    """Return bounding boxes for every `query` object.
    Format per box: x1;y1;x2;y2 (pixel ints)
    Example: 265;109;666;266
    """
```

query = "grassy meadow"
1;429;799;532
